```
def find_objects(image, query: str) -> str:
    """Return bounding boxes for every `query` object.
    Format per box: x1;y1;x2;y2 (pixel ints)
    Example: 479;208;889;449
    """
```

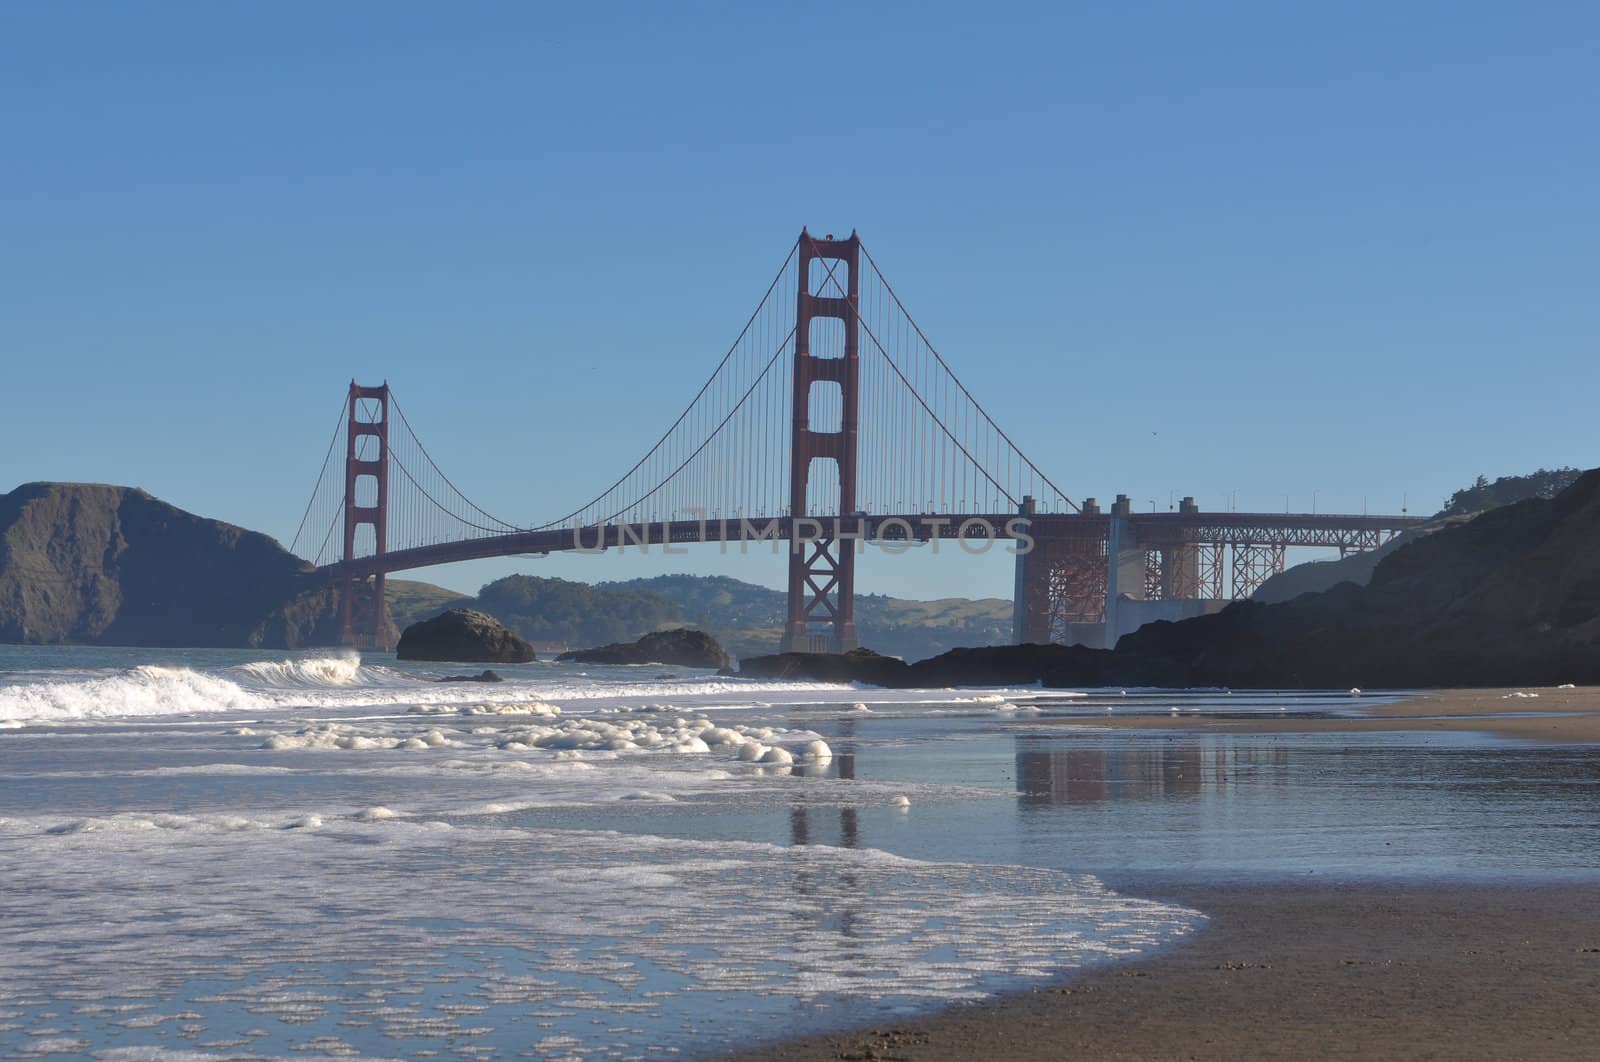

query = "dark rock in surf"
904;642;1139;689
737;646;910;686
437;669;506;683
396;609;535;664
735;643;1146;689
558;628;730;669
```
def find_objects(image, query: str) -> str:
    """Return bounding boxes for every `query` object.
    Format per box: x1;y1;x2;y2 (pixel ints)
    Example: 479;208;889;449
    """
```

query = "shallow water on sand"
0;646;1596;1058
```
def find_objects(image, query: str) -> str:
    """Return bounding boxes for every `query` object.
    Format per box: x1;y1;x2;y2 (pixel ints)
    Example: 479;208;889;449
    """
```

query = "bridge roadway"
321;511;1427;581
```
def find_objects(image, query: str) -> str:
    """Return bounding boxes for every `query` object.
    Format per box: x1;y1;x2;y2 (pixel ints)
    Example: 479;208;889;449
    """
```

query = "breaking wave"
232;655;366;688
0;665;265;726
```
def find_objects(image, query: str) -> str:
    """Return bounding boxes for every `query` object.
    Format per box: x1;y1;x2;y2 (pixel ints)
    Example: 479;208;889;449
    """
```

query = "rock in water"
438;670;505;683
396;609;535;663
737;646;909;686
558;628;730;669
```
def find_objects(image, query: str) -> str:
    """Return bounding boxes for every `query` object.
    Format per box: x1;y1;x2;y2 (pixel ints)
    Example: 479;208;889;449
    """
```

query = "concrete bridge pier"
1013;493;1234;649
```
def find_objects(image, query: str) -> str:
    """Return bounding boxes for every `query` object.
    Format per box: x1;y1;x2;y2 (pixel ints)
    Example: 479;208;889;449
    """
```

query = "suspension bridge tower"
783;230;861;653
340;381;391;648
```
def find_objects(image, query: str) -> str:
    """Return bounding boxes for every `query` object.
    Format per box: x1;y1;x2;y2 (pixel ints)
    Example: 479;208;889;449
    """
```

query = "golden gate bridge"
290;230;1422;651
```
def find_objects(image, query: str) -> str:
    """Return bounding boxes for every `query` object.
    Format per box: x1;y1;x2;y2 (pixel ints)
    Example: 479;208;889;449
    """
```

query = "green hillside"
385;579;473;631
385;572;1014;660
1438;467;1582;517
603;575;1013;660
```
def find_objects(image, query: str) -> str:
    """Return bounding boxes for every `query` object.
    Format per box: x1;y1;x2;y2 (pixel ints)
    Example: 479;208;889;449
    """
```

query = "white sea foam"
232;655;366;688
484;714;818;761
0;665;263;725
0;814;1200;1054
147;764;298;776
260;722;466;752
0;649;1066;730
0;639;1171;1062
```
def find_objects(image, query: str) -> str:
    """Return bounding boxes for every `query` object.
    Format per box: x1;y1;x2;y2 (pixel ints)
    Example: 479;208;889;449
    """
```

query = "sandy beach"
726;688;1600;1061
727;881;1600;1061
1041;685;1600;744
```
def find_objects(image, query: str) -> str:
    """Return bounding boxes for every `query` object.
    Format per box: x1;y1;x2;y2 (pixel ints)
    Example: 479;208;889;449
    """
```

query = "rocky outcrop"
1251;517;1470;604
737;647;909;685
737;470;1600;690
0;482;353;647
1107;470;1600;688
737;643;1152;688
1251;535;1406;604
558;628;730;669
396;609;535;663
905;643;1140;688
437;670;505;683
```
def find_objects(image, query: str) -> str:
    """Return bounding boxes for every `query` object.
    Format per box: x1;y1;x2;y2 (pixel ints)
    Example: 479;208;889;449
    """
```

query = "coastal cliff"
0;482;346;647
1116;465;1600;687
742;468;1600;690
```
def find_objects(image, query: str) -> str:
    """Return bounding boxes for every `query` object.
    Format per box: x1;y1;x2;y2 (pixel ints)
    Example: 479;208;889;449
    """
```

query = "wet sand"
726;689;1600;1061
727;882;1600;1061
1046;685;1600;743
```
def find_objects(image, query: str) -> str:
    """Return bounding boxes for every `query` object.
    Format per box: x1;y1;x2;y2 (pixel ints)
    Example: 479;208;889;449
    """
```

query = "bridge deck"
320;511;1426;580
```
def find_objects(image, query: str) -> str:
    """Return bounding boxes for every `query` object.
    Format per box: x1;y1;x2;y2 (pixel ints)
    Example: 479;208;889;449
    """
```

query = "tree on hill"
1439;468;1582;518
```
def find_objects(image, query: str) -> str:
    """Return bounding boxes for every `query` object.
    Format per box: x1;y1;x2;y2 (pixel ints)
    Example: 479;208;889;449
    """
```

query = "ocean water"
1;646;1597;1059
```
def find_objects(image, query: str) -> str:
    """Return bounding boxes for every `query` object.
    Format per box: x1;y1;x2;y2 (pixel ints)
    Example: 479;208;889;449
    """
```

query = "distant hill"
386;579;472;631
472;574;682;648
382;572;1014;661
0;483;1011;657
387;575;678;650
0;482;350;647
601;575;1013;660
600;575;785;630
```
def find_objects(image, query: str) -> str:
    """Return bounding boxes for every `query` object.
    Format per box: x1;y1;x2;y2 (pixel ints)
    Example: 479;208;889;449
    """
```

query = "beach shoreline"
724;880;1600;1061
723;688;1600;1061
1041;685;1600;743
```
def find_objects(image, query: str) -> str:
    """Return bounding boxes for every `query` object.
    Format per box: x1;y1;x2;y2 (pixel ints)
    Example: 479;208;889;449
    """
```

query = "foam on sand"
0;645;1206;1059
0;814;1201;1058
803;739;833;763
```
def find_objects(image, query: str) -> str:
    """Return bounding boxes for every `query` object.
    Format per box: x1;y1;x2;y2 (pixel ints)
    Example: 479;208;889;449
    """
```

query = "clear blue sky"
3;2;1596;600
